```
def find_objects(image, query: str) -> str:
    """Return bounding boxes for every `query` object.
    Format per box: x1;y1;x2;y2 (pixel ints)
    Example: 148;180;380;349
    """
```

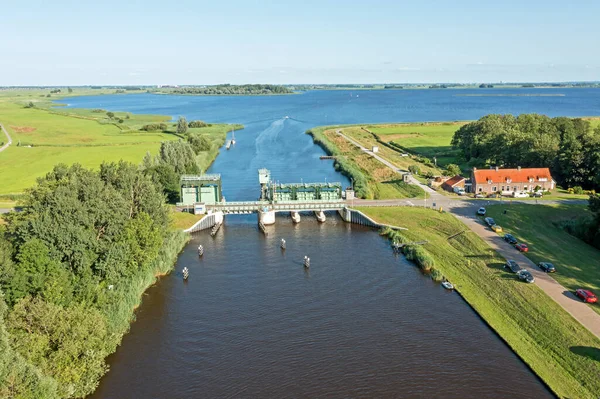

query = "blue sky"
2;0;599;85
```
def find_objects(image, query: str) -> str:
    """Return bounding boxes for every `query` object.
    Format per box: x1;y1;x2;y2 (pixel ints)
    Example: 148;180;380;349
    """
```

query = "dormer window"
506;178;512;183
529;178;534;183
538;177;547;182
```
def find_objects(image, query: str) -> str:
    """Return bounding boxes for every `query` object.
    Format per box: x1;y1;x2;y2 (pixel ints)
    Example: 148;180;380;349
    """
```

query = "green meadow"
0;91;237;195
367;122;467;166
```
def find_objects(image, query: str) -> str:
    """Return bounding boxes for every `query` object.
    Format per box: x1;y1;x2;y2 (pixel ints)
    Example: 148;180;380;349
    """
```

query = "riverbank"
306;126;429;200
362;206;600;399
0;90;241;194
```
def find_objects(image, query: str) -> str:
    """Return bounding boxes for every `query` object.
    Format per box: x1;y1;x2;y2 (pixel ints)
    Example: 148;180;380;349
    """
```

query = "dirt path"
0;123;12;153
337;128;600;338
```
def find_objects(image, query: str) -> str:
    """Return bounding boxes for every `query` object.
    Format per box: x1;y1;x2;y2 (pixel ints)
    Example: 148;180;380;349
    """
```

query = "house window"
513;186;517;191
523;185;528;191
501;186;505;191
478;187;482;192
492;187;497;192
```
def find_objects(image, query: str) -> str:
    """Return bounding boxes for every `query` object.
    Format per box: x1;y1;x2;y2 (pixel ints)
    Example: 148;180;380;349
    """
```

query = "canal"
69;90;564;397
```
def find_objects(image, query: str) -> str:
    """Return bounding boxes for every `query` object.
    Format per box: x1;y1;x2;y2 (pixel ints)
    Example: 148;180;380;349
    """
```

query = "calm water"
65;88;600;201
90;218;552;399
65;89;591;397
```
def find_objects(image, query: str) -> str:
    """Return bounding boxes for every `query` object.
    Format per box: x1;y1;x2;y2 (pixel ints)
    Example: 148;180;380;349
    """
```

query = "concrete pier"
315;210;326;222
291;211;301;224
259;209;276;225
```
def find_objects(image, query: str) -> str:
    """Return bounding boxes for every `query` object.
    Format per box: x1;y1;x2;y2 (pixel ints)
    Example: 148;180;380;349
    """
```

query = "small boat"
284;115;289;119
226;140;231;150
303;256;310;268
198;245;204;256
441;281;454;290
182;267;189;280
280;238;286;250
231;129;236;145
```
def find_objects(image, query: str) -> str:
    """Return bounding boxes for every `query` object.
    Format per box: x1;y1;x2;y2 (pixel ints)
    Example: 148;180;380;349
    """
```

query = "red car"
575;289;597;303
515;243;529;252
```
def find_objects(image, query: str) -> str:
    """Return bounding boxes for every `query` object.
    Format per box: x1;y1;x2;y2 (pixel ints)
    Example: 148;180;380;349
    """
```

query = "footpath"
338;129;600;338
0;123;12;153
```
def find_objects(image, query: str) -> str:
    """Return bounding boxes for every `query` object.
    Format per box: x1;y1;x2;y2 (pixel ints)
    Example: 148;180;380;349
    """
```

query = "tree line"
169;84;293;95
0;160;188;398
451;114;600;190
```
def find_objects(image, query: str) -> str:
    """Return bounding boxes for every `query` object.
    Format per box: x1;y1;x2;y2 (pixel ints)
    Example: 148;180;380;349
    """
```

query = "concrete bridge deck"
206;200;346;214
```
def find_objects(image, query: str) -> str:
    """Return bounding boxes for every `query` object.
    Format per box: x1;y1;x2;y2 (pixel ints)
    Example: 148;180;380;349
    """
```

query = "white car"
477;207;486;216
513;191;529;198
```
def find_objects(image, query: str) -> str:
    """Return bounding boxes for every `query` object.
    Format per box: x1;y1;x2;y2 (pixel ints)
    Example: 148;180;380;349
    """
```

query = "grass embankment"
360;206;600;399
0;94;239;194
307;126;428;200
169;206;204;230
485;204;600;314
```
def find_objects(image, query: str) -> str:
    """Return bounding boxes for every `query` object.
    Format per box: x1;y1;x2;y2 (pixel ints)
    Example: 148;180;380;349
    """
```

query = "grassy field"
307;126;429;199
359;206;600;399
0;92;239;194
368;122;467;166
485;204;600;314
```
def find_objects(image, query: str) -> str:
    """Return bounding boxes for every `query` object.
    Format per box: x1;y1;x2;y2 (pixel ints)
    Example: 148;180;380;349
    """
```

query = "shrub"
408;165;420;175
403;244;435;271
573;186;584;195
188;120;208;128
24;101;35;108
430;268;444;282
141;123;168;132
92;109;105;113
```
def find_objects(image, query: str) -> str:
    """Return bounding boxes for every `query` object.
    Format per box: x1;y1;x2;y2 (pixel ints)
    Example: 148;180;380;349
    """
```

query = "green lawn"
359;206;600;399
368;122;467;166
485;204;600;313
169;206;203;230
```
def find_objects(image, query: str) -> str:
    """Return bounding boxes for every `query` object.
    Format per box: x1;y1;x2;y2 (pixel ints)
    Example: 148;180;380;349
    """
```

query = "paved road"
0;123;12;153
338;128;600;338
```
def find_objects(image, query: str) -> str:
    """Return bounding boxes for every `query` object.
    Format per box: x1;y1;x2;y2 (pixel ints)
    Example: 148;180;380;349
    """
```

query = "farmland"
0;91;239;195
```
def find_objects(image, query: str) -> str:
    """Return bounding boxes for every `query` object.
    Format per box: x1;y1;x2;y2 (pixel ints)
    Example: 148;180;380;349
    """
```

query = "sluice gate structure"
179;169;405;233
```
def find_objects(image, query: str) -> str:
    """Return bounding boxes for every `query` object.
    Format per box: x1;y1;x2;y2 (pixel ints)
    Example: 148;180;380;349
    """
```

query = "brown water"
90;215;552;398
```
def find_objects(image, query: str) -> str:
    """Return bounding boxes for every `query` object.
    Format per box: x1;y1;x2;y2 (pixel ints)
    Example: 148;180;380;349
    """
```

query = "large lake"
63;88;600;398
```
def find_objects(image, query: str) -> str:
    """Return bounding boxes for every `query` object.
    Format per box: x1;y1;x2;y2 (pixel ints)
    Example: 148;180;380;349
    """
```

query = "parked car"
477;207;486;216
475;193;486;198
533;191;543;198
515;243;529;252
538;262;556;273
454;187;466;195
504;234;518;245
491;224;503;233
575;289;598;303
484;217;495;226
513;191;529;198
505;260;522;273
517;270;535;283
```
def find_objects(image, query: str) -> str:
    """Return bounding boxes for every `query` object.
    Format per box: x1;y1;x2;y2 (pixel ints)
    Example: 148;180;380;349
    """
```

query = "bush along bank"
0;162;189;398
380;226;443;279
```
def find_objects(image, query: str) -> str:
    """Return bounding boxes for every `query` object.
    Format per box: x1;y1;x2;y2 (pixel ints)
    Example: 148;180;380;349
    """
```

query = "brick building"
472;167;555;196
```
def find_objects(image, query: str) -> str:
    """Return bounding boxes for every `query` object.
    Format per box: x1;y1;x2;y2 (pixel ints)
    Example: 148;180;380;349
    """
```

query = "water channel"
62;89;595;397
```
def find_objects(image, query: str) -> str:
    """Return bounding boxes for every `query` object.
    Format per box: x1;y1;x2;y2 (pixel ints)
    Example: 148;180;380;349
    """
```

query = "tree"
67;87;73;93
177;116;188;134
446;164;461;176
187;133;212;154
106;111;114;119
